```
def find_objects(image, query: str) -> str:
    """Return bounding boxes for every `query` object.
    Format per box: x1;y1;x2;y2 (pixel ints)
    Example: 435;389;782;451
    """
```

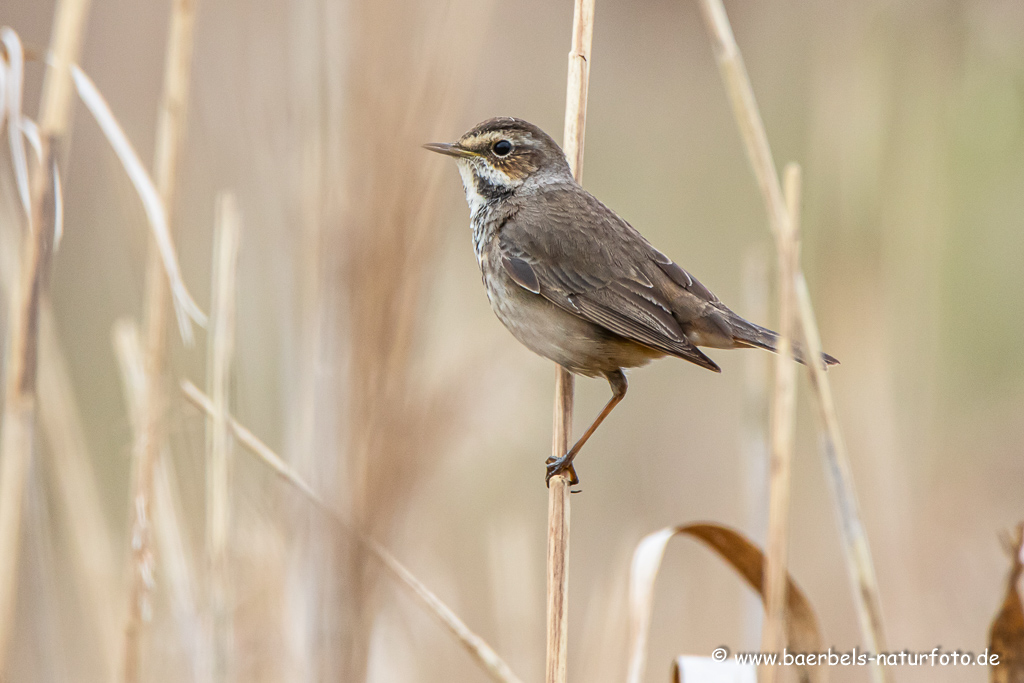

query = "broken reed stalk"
207;193;241;682
696;0;889;676
122;1;198;680
547;1;596;682
760;164;801;681
0;0;93;667
179;381;525;683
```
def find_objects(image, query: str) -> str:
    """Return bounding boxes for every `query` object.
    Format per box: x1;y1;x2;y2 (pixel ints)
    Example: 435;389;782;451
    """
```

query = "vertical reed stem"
697;2;889;678
760;165;801;680
122;1;198;680
114;320;205;679
0;0;93;667
547;1;595;682
546;369;573;683
207;193;241;682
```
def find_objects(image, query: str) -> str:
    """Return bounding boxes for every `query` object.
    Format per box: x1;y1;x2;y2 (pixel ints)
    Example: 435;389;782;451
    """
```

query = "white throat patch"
457;159;517;218
457;163;486;217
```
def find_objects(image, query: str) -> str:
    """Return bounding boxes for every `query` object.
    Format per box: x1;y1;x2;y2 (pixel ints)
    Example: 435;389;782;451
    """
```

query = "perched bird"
425;117;837;484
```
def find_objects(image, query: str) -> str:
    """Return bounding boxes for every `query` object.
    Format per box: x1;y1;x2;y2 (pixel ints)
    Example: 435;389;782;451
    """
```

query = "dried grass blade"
19;114;41;157
112;320;147;429
627;527;676;683
371;541;526;683
0;46;7;131
181;381;321;504
69;65;206;342
206;192;241;683
1;28;30;226
51;159;63;248
178;380;525;683
17;119;64;251
694;0;788;239
627;523;824;683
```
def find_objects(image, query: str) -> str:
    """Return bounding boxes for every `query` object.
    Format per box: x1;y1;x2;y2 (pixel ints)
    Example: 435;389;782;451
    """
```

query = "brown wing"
498;184;721;372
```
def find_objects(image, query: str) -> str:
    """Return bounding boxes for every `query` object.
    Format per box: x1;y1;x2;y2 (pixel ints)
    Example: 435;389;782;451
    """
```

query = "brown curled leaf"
628;522;824;683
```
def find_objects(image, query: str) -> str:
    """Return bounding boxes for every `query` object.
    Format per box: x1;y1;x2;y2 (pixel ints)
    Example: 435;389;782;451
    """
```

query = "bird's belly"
482;265;663;376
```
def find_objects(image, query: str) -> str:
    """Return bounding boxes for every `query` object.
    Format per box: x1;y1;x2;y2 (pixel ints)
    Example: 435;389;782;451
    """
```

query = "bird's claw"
545;455;579;487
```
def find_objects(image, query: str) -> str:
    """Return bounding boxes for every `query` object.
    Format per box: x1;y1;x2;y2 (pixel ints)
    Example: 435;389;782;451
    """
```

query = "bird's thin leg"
546;370;628;485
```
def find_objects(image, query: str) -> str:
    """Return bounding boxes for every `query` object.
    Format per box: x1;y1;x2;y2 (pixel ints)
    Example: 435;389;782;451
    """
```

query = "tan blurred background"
1;0;1023;682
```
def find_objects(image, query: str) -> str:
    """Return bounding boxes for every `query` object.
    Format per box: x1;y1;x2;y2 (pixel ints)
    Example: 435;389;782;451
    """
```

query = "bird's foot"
545;455;579;486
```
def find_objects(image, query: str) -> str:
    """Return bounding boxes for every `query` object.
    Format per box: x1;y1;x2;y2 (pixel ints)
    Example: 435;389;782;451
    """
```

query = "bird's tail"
730;318;840;368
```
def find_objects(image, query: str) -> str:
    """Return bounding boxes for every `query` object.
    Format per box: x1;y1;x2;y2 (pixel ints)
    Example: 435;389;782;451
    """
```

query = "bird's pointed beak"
422;142;477;159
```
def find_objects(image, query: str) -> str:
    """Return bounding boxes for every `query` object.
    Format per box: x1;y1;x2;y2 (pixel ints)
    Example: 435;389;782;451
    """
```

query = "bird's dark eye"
492;140;513;157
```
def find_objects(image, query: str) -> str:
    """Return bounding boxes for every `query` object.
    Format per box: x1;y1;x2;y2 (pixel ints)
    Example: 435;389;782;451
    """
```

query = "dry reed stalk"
2;28;30;225
546;2;595;682
68;67;205;339
760;164;801;681
179;380;525;683
1;135;118;679
114;319;204;680
279;8;340;673
794;273;889;665
113;321;147;430
0;0;93;667
546;368;574;683
122;1;199;680
206;193;241;683
697;0;889;677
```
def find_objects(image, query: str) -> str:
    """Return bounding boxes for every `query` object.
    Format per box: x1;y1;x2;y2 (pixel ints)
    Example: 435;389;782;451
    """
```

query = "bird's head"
424;117;572;213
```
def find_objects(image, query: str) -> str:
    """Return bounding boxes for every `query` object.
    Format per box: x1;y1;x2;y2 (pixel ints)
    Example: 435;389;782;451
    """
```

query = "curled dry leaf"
628;523;824;683
990;524;1024;683
1;27;31;228
18;116;41;160
17;118;64;249
70;64;207;343
51;157;63;248
0;39;6;130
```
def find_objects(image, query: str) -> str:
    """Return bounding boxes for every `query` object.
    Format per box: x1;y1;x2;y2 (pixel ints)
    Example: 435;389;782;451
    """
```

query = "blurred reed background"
0;0;1022;682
